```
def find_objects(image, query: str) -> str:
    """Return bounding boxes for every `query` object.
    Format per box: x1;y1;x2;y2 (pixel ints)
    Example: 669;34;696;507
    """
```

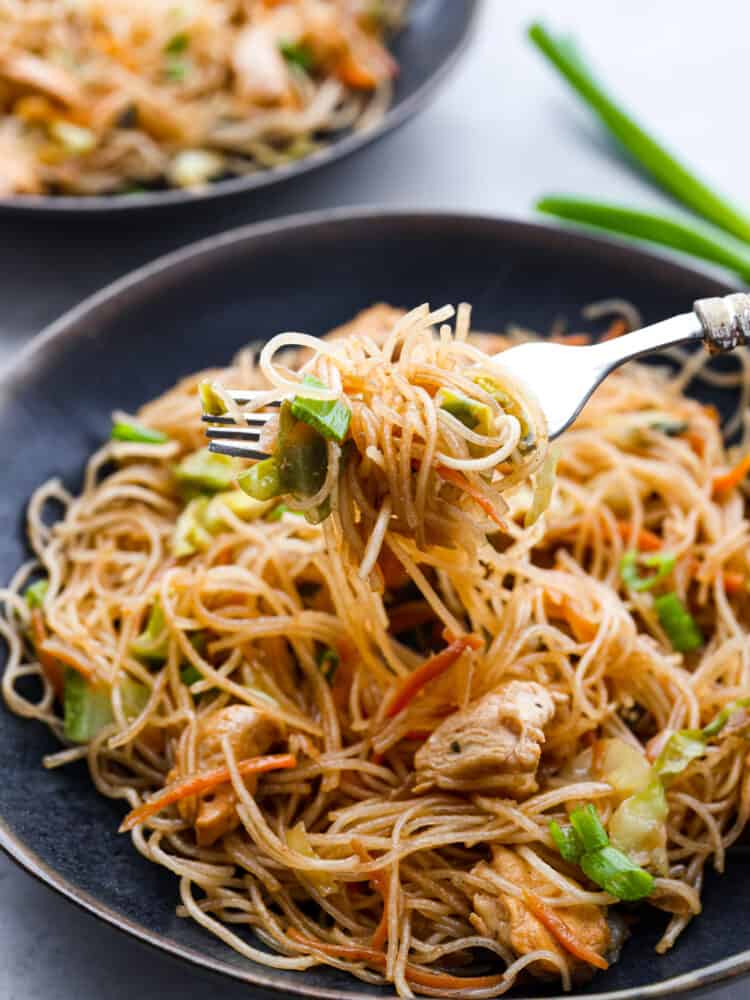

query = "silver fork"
203;293;750;456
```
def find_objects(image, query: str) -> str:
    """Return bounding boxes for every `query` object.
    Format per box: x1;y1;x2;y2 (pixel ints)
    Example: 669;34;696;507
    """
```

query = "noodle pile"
3;303;750;998
0;0;406;196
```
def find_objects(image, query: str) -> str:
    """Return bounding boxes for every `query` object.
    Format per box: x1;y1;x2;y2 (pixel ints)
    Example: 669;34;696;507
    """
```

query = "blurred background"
1;1;747;998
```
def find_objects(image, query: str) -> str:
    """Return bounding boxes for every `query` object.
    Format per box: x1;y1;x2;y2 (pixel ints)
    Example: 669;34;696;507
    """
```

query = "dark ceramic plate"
0;0;478;215
0;210;747;1000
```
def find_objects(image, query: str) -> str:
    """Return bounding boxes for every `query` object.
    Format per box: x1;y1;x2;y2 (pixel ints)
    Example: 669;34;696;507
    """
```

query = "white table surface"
1;1;746;997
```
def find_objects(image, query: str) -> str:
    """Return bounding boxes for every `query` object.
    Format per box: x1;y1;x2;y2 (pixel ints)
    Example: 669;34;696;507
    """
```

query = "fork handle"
694;293;750;352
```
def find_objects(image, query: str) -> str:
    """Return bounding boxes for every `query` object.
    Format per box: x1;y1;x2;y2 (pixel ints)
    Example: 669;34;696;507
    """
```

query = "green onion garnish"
198;380;228;416
180;664;203;687
24;578;49;610
653;729;707;782
701;696;750;739
165;32;189;54
528;22;750;244
569;803;609;853
111;419;168;445
620;550;676;592
174;447;240;493
438;390;493;435
535;198;750;285
654;593;703;652
290;376;351;444
316;646;340;683
238;457;283;502
279;41;314;71
580;845;655;902
549;819;583;862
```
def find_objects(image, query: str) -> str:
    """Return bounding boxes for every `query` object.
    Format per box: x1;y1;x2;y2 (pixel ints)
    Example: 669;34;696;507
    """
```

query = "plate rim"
0;206;747;1000
0;0;481;215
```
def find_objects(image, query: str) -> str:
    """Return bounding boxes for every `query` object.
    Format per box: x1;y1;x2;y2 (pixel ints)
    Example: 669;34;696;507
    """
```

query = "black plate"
0;210;747;1000
0;0;478;215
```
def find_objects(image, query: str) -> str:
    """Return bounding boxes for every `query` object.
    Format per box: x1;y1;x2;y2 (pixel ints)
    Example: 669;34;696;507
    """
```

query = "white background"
1;1;747;997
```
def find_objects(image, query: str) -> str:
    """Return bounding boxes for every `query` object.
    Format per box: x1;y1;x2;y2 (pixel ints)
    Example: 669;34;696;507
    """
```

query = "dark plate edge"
0;0;481;215
0;206;746;1000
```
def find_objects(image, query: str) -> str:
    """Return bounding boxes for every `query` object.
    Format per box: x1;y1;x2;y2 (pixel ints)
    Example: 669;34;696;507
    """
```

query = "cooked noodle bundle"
2;303;750;998
0;0;406;196
205;302;549;589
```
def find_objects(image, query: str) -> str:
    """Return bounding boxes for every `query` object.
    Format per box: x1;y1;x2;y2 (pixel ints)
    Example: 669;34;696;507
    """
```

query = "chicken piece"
471;847;610;980
0;121;41;195
0;51;83;107
232;24;293;105
414;681;555;795
177;705;280;847
326;303;405;345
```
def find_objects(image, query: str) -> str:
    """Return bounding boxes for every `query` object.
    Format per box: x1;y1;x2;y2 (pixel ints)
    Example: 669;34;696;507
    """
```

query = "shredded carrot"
722;571;746;595
615;520;662;552
436;465;508;530
713;453;750;495
384;637;478;718
550;332;591;345
119;753;296;832
522;890;609;970
39;635;96;681
287;929;509;991
30;610;65;699
704;404;720;424
685;429;705;456
545;597;597;643
598;318;628;342
442;628;483;649
387;600;436;635
353;841;390;949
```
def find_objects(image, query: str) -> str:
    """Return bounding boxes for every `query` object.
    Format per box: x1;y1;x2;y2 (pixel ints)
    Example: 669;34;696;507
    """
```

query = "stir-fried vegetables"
111;418;169;445
290;375;351;444
620;550;675;592
279;41;315;71
24;578;48;609
549;803;654;901
438;389;493;435
131;599;169;663
287;822;336;893
239;458;283;502
198;381;228;417
119;753;297;832
384;635;483;718
654;593;703;652
713;453;750;495
64;670;149;743
174;448;241;493
654;697;750;782
521;890;609;970
316;646;340;683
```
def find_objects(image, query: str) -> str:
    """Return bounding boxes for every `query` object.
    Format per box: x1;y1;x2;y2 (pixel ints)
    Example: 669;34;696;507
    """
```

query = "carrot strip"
384;637;477;718
713;453;750;495
722;571;746;595
387;601;436;635
119;753;296;832
598;318;628;342
545;597;597;643
287;930;508;991
522;890;609;971
436;465;508;530
30;610;65;698
615;520;662;552
550;332;591;345
39;636;96;681
353;841;390;949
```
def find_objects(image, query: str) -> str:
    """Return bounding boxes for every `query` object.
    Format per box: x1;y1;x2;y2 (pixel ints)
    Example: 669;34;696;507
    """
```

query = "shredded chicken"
414;681;555;794
174;705;280;847
471;847;610;979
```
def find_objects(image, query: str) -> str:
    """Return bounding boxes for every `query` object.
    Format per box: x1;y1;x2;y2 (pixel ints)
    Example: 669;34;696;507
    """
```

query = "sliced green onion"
650;417;689;437
620;550;676;592
24;578;49;610
238;457;283;502
549;820;583;863
277;405;329;497
180;663;203;686
203;489;272;530
580;845;655;901
198;380;228;416
528;22;750;244
165;57;189;81
172;497;213;557
535;197;750;284
165;32;189;54
701;696;750;739
569;803;609;853
438;389;493;435
174;448;240;493
279;41;314;71
291;376;351;444
130;599;169;663
111;418;168;445
316;646;340;683
654;593;703;652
